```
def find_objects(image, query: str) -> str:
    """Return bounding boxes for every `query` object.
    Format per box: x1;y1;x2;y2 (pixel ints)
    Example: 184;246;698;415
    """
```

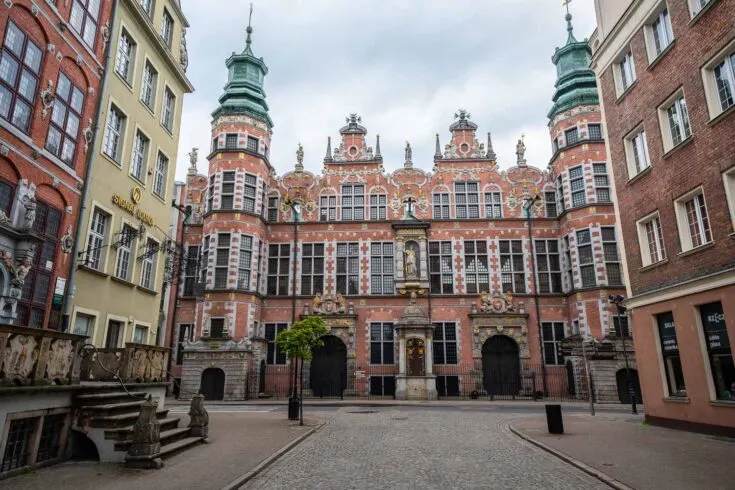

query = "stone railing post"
188;394;209;439
125;396;163;469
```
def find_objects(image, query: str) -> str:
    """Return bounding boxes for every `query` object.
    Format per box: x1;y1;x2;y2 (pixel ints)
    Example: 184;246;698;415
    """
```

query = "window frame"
115;28;136;84
161;8;174;48
569;165;586;207
499;239;526;294
265;323;288;365
432;322;458;365
615;49;637;96
429;241;454;295
161;86;175;132
624;126;652;178
0;21;43;133
213;233;230;289
724;167;735;231
588;124;603;140
85;206;110;271
576;229;596;288
565;127;579;145
484;191;502;218
267;196;279;222
300;243;324;296
102;104;126;162
335;242;360;295
129;129;149;183
463;240;489;294
369;322;395;365
701;38;735;120
340;184;365;221
697;301;733;401
674;187;713;252
454;181;480;219
369;194;387;220
601;226;623;286
370;242;394;295
593;163;611;203
45;72;84;167
637;212;667;267
209;317;226;339
182;245;199;296
70;0;101;48
266;243;290;296
644;5;674;63
242;173;257;213
319;195;336;221
655;311;687;398
237;235;253;290
544;191;557;218
219;171;235;210
658;90;692;152
139;237;158;290
140;60;157;110
534;239;562;294
432;192;450;219
113;224;136;282
542;322;566;365
153;151;168;198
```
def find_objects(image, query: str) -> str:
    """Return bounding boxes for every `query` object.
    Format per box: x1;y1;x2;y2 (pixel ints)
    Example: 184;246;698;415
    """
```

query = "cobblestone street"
245;408;608;489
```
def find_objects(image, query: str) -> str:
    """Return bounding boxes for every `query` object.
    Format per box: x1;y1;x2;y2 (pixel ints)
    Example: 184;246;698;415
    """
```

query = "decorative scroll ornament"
82;119;93;152
479;291;516;314
40;80;55;119
101;19;111;52
180;28;189;72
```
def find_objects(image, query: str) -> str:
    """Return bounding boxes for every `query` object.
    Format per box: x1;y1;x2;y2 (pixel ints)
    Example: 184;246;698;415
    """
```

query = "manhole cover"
347;410;377;414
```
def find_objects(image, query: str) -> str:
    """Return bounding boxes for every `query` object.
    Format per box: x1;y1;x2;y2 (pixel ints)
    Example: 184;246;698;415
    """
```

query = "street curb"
508;424;635;490
220;423;322;490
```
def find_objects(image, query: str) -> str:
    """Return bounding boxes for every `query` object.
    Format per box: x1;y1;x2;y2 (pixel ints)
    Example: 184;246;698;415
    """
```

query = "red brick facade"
0;0;112;329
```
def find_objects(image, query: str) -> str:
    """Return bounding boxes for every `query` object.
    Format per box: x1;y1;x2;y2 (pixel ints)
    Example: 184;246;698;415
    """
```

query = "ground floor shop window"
369;375;395;396
656;312;686;397
699;302;734;400
436;375;460;396
1;417;37;473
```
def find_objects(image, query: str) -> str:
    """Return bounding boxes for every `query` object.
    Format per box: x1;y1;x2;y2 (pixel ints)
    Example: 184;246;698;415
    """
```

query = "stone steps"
80;400;147;416
159;436;206;459
75;391;149;406
104;417;182;441
115;427;191;452
90;409;170;429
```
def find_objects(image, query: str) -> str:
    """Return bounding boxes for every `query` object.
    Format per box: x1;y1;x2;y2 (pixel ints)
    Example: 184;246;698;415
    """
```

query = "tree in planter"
275;316;329;425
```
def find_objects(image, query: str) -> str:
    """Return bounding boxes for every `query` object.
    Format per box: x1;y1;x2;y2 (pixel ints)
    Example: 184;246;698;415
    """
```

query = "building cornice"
626;267;735;310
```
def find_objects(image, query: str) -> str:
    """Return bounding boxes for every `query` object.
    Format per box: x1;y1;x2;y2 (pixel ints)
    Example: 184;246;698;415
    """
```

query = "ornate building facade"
167;16;633;401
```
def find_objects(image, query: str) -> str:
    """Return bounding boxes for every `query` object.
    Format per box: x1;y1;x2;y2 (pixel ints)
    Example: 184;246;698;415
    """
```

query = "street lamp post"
524;195;548;397
283;196;301;420
609;294;638;415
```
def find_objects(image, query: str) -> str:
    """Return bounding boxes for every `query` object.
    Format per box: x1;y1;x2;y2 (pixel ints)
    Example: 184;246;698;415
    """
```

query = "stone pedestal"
394;293;437;401
395;375;438;400
125;397;162;469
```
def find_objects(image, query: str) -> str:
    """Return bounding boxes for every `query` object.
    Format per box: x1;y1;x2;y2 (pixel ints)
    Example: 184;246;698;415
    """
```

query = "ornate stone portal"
395;293;437;400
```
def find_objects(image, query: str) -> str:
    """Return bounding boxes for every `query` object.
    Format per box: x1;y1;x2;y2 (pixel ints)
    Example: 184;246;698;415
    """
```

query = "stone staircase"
74;390;205;465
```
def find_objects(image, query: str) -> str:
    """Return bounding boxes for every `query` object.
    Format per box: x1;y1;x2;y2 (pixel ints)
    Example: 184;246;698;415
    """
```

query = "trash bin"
288;396;299;420
545;404;564;434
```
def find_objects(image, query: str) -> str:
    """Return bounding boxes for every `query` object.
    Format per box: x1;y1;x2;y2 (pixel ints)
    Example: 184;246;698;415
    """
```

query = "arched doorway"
310;335;347;397
200;367;225;401
616;368;642;404
482;335;521;397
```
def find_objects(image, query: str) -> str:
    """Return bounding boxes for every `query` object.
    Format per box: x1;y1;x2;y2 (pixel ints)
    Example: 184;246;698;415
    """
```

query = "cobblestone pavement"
245;408;608;489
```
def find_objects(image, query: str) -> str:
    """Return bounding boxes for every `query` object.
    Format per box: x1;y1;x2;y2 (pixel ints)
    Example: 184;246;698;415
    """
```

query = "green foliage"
275;316;329;361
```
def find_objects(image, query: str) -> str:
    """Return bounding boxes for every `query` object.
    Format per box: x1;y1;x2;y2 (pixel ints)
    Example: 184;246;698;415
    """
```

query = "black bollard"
288;395;299;421
545;404;564;434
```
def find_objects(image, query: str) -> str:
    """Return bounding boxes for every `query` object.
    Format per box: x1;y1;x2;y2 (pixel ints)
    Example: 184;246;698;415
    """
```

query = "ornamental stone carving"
45;338;75;383
311;293;346;315
478;291;516;314
4;334;39;381
179;29;189;72
39;80;55;119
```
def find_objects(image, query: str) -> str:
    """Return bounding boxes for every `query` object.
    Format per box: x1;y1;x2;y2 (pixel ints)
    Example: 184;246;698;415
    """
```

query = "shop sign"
700;302;729;351
657;312;678;353
111;187;154;226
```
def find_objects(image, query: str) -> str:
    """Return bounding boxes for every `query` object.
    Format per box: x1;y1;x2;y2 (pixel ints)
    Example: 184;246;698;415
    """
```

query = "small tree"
275;316;329;425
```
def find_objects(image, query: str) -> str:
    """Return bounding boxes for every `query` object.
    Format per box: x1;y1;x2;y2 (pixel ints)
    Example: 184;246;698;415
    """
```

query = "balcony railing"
80;343;170;383
0;325;87;387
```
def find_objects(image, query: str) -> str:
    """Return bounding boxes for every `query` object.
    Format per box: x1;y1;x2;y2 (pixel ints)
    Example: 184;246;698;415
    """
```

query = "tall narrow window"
602;227;622;286
563;235;573;290
499;240;526;293
433;193;450;219
175;324;193;365
613;315;630;338
556;175;565;213
209;318;225;338
243;174;257;212
370;242;394;295
70;0;101;47
46;73;84;166
593;163;611;202
651;8;674;57
300;243;324;295
699;302;733;401
139;238;158;290
463;240;489;294
681;192;712;249
247;136;259;152
341;184;364;220
140;0;154;17
267;244;290;295
667;96;692;148
201;235;210;285
153;152;168;198
692;0;712;15
102;105;126;161
140;62;157;109
320;195;336;221
370;323;394;364
0;179;13;216
454;182;480;219
36;414;65;464
114;225;136;281
535;240;561;294
161;87;175;132
713;51;735;112
214;233;230;289
1;417;38;472
369;194;386;220
161;9;174;47
115;30;135;83
545;191;557;218
618;51;636;91
130;131;149;181
484;191;502;218
565;127;579;145
627;129;651;175
267;196;279;222
542;322;566;365
183;245;199;296
588;124;602;140
432;322;458;365
429;241;453;294
237;235;253;290
86;208;109;270
577;229;595;288
220;171;235;209
569;166;586;207
639;214;666;266
656;312;686;397
206;175;215;213
336;242;360;295
265;323;287;364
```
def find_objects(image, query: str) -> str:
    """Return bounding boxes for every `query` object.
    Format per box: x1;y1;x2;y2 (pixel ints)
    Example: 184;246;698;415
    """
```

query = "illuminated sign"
112;189;154;226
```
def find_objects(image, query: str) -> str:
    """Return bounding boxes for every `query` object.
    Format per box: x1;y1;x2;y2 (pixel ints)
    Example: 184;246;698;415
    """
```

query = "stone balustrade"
0;324;87;387
80;343;170;383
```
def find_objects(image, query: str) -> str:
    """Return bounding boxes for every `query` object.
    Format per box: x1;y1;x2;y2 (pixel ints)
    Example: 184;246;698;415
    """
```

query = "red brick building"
591;0;735;433
0;0;113;329
167;17;630;401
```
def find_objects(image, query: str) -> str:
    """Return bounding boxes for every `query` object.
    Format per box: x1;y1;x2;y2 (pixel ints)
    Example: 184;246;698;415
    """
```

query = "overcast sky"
174;0;597;181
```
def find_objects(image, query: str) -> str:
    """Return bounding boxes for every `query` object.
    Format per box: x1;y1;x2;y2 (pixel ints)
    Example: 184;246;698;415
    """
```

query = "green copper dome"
548;13;599;121
212;25;273;127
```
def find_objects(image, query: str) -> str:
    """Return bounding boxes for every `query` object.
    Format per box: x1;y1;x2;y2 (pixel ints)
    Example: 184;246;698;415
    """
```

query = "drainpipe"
61;0;119;333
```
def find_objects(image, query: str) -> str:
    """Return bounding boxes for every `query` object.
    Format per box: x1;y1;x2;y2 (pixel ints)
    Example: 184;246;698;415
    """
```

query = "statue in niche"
407;338;425;376
403;241;419;279
22;197;37;230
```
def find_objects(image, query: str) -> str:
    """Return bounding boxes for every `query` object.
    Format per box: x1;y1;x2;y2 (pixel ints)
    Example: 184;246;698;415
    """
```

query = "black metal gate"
616;368;642;404
200;367;225;401
482;335;521;397
310;335;347;397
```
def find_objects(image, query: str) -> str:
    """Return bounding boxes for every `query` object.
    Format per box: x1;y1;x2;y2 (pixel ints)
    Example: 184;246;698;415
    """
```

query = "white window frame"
102;104;126;162
161;9;174;48
237;235;253;290
139;237;158;290
674;187;713;253
688;0;713;17
701;38;735;120
132;324;148;344
86;206;110;271
614;49;637;96
140;60;157;110
636;211;667;267
115;28;136;84
484;191;503;218
114;223;136;281
724;167;735;232
72;311;96;338
140;0;154;18
153;151;168;198
624;126;652;178
161;87;175;132
130;129;149;182
644;4;674;63
658;90;692;152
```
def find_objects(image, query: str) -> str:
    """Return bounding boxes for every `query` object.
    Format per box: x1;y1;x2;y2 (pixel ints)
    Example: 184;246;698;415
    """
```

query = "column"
398;336;407;374
425;335;433;374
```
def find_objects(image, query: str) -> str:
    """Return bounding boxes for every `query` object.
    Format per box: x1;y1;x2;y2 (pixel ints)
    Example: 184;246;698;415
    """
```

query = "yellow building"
71;0;194;347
